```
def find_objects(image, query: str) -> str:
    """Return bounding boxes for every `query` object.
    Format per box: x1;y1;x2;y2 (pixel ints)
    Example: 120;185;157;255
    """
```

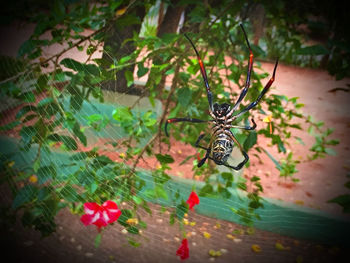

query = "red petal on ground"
176;238;189;260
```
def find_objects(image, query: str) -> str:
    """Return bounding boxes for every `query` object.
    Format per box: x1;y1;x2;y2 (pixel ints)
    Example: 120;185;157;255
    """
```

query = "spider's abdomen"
211;134;234;165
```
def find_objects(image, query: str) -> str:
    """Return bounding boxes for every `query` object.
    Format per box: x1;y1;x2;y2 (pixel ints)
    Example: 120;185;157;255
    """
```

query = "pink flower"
186;191;200;210
176;238;189;260
80;200;121;229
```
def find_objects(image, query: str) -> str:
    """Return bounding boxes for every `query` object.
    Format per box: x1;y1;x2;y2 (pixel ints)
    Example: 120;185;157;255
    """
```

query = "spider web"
0;6;345;263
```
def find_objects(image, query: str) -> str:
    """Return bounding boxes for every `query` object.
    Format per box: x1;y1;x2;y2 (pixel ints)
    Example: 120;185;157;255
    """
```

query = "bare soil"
1;202;346;263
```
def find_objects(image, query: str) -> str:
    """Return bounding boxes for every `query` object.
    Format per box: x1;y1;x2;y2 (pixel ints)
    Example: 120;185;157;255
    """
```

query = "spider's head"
213;103;231;118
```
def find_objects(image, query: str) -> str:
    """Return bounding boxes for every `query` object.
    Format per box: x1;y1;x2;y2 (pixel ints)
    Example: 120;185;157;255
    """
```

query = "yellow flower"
226;234;235;240
189;221;196;226
29;175;38;183
251;244;262;253
294;200;304;205
115;7;127;17
183;218;189;225
208;249;222;257
263;115;273;134
119;153;126;159
126;218;139;225
263;115;272;123
214;222;221;229
203;231;211;239
7;161;15;168
275;242;285;250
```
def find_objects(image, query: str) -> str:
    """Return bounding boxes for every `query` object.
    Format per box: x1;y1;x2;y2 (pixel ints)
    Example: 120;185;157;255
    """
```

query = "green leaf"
70;94;83;111
59;186;79;202
37;97;54;107
155;154;174;164
73;122;87;146
37;165;56;184
199;184;213;196
137;63;148;78
37;186;53;201
177;87;192;107
160;33;178;44
16;105;37;119
89;182;98;194
155;185;168;200
112;107;133;122
128;239;141;247
295;136;305;145
127;226;139;234
124;70;133;87
37;74;49;92
328;195;350;213
18;39;35;57
297;45;329;55
20;126;37;145
243;131;257;151
262;148;282;171
175;203;188;220
96;165;116;180
169;212;175;225
19;91;35;103
221;172;233;182
47;134;78;151
0;121;20;131
325;148;337;156
236;182;247;191
118;209;132;227
33;158;41;172
12;185;38;209
94;233;102;248
133;196;143;205
116;14;141;28
60;58;99;75
218;185;231;199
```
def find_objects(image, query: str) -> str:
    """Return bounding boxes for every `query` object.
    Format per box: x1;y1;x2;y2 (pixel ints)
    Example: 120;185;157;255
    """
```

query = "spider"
165;24;278;170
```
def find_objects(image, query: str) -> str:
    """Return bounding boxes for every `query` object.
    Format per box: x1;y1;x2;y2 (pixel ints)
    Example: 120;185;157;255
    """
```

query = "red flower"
186;191;200;210
176;238;189;260
80;200;121;229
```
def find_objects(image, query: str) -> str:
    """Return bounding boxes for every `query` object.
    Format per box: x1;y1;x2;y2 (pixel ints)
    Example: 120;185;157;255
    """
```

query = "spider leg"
233;59;279;119
164;117;209;137
197;149;210;167
195;133;209;150
223;151;249;170
195;133;215;167
184;34;214;112
224;131;249;170
231;23;254;112
229;118;256;130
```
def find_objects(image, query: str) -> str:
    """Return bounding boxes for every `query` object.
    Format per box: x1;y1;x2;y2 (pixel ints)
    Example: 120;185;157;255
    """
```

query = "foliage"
0;0;340;248
260;0;350;80
328;173;350;213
